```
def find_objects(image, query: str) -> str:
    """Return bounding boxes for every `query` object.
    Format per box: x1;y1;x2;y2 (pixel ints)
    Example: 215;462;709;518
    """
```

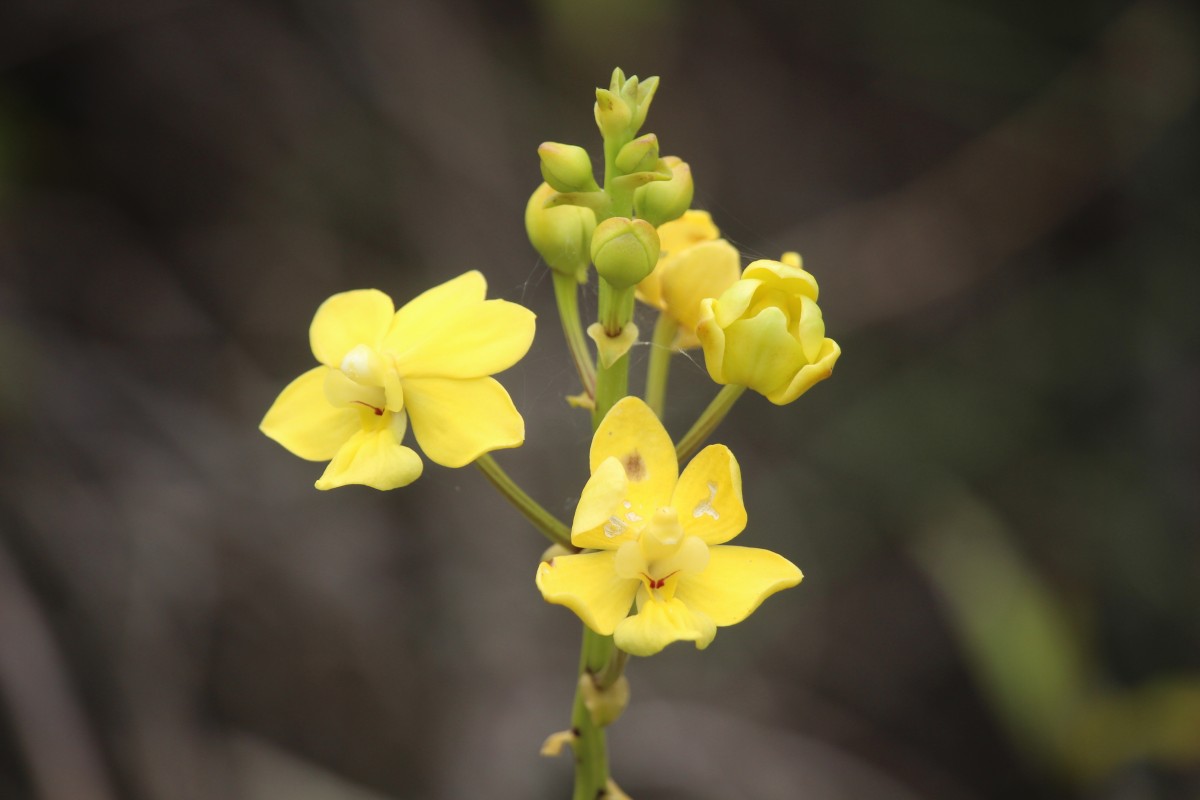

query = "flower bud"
525;182;596;282
696;258;841;404
594;88;632;139
590;217;660;289
538;142;600;193
630;75;659;134
634;156;694;227
608;66;627;93
596;69;661;139
615;134;659;174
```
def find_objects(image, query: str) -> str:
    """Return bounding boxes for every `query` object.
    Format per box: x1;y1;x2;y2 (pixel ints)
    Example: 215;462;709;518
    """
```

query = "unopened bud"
615;134;660;174
538;142;599;193
590;217;660;289
634;156;694;227
525;182;596;283
594;88;632;139
608;67;627;94
630;75;659;134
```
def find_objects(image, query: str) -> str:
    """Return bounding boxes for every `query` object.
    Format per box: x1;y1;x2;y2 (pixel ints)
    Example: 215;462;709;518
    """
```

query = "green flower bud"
596;69;661;139
634;156;694;227
538;142;600;193
630;76;659;134
525;182;596;283
590;216;660;289
608;67;627;94
615;134;660;174
594;88;632;139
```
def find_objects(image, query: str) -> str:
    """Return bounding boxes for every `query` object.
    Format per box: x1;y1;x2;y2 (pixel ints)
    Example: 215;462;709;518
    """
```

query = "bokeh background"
2;0;1198;798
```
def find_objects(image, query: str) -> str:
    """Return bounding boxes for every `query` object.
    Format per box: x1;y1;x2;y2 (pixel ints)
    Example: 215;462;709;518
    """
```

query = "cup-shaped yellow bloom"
536;397;802;657
696;257;841;405
636;210;739;349
260;272;535;490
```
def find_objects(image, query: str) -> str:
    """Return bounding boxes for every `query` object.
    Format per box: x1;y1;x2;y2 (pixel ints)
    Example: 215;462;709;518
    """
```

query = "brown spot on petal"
622;451;646;481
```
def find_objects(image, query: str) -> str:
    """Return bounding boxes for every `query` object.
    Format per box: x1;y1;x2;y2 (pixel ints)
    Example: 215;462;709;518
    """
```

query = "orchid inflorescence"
261;67;841;799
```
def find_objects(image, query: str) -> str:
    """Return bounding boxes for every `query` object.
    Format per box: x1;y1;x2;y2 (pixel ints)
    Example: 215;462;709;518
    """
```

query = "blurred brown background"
1;0;1198;798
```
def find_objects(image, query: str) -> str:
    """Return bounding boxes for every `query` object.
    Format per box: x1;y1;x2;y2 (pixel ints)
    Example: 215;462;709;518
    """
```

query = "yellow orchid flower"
636;210;739;349
696;254;841;405
260;271;535;490
536;397;802;656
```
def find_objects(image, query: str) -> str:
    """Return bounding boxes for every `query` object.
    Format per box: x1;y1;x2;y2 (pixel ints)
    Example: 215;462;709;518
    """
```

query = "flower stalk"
675;383;747;463
552;271;596;398
474;454;572;550
644;313;677;418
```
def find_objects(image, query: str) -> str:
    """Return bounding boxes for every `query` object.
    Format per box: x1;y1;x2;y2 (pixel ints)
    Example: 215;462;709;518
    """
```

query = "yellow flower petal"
536;551;639;636
671;445;747;545
673;545;802;627
315;420;423;490
720;306;808;396
696;298;728;384
635;261;667;310
260;367;360;461
742;259;819;302
590;396;677;520
572;457;636;550
403;376;524;467
711;277;763;328
382;272;489;370
392;299;536;379
657;209;719;253
614;595;716;656
309;289;395;368
639;211;724;315
797;295;826;363
767;338;841;405
660;239;740;345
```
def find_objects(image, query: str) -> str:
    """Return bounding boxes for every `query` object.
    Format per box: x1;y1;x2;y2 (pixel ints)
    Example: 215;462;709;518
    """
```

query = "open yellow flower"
696;254;841;404
260;271;535;490
636;210;739;349
536;397;802;656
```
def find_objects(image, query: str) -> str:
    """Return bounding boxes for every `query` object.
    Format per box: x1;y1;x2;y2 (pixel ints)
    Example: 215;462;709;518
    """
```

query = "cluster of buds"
526;69;839;411
526;69;693;294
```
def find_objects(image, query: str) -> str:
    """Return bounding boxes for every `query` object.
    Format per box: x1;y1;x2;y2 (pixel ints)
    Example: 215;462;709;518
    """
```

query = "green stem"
566;102;641;800
593;353;630;431
474;454;572;550
644;314;677;418
571;628;615;800
553;272;596;398
591;283;635;429
675;384;747;463
602;133;633;219
598;283;636;337
572;199;636;796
